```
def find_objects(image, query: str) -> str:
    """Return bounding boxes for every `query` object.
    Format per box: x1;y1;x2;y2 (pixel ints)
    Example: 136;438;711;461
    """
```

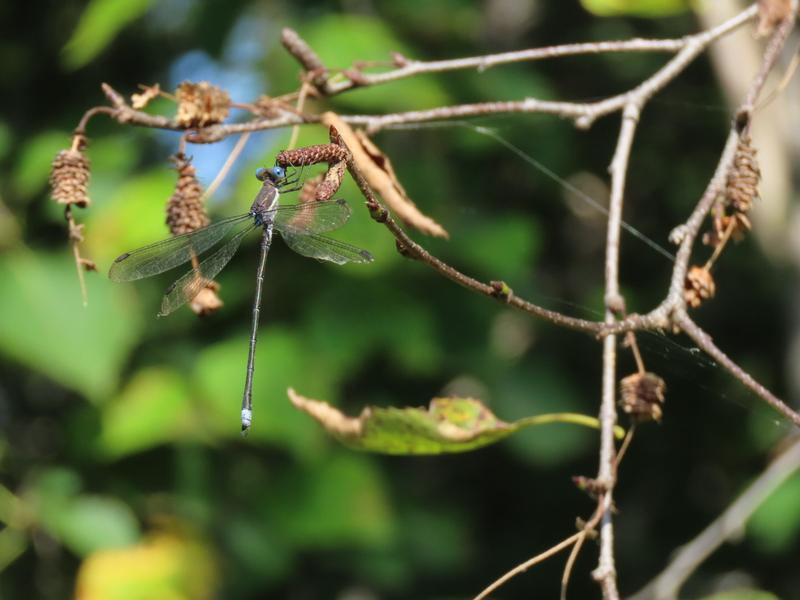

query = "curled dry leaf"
320;112;449;238
288;388;622;455
131;84;161;109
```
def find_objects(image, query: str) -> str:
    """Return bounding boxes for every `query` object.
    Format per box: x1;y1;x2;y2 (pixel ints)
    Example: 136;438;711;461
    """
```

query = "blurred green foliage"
1;1;799;599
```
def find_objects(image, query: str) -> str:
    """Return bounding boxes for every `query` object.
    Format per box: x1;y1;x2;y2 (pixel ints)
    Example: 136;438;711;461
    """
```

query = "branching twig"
629;437;800;600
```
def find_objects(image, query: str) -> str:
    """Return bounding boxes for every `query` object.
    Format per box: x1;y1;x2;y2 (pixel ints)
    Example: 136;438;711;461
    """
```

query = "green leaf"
452;215;541;280
62;0;154;69
266;453;394;548
0;251;143;400
193;328;327;455
29;469;139;557
84;169;176;268
580;0;690;17
54;496;140;556
300;14;449;111
97;368;193;459
749;474;800;553
289;390;623;455
0;528;28;572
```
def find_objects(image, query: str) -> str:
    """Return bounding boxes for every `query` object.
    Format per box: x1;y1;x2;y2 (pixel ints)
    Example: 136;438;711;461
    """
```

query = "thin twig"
287;81;313;150
675;310;800;428
200;131;251;203
65;206;88;307
629;437;800;600
592;99;641;599
342;148;604;333
474;531;584;600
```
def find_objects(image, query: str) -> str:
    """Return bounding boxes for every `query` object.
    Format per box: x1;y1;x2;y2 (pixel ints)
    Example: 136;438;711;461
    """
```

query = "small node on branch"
684;265;716;308
175;81;231;128
619;372;666;423
367;199;389;223
490;280;513;303
572;475;607;499
395;239;415;259
343;69;369;87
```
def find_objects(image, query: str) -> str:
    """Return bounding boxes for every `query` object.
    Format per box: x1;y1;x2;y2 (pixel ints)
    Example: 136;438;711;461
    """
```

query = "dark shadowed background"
1;1;799;598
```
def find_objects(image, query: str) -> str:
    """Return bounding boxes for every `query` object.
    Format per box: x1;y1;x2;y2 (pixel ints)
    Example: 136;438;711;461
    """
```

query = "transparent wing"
280;231;373;265
158;224;255;316
109;214;251;282
272;199;352;236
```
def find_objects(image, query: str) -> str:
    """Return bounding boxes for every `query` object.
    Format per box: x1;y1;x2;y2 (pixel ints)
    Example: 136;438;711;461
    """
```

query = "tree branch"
630;437;800;600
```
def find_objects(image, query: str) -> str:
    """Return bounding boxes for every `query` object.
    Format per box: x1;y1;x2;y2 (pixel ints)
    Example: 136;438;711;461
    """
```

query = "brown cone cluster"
175;81;231;128
50;143;91;208
684;265;716;309
166;154;210;235
314;160;347;201
165;154;222;316
619;372;666;423
276;144;348;167
298;174;323;204
705;136;760;247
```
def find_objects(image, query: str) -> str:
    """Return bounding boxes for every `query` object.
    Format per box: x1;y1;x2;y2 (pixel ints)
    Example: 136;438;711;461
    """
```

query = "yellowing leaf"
289;389;623;455
75;533;217;600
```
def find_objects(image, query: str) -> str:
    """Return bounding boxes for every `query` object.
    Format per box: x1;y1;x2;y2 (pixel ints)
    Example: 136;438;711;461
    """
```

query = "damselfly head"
255;166;286;183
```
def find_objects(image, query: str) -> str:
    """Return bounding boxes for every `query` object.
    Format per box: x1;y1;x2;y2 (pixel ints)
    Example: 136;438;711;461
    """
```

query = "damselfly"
109;165;373;432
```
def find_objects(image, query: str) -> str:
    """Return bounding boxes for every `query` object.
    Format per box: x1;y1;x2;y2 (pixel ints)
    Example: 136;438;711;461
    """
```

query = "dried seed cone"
276;144;348;167
727;137;760;215
165;155;222;316
704;136;761;247
190;281;224;317
166;154;210;236
298;174;323;204
684;265;716;309
315;159;346;201
619;372;666;423
50;148;91;208
175;81;231;128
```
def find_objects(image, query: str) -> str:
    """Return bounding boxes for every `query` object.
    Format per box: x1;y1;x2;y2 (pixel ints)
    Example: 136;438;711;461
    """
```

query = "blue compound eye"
272;165;286;179
255;167;268;181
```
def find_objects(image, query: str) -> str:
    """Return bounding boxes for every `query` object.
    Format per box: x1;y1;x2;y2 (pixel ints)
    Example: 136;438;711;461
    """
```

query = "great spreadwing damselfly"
109;165;373;433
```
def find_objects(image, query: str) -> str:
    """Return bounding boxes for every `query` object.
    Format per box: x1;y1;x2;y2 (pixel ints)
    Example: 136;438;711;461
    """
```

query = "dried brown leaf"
131;84;161;109
321;112;449;238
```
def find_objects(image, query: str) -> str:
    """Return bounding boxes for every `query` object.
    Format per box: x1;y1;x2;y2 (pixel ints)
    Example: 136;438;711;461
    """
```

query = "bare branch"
630;437;800;600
